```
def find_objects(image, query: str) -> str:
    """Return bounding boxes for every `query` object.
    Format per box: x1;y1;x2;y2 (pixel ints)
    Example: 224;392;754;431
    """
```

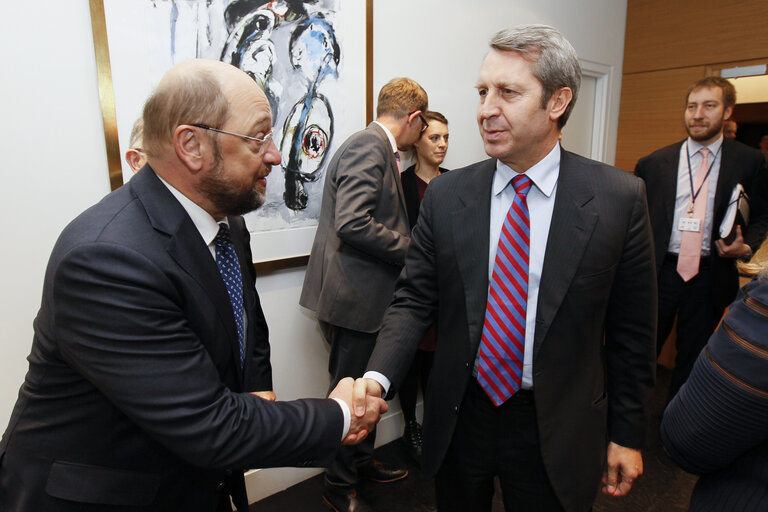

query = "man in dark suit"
635;76;768;402
0;59;385;512
356;25;657;512
300;78;428;511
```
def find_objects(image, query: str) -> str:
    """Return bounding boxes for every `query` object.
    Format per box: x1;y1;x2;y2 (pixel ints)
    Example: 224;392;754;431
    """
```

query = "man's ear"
548;87;573;123
125;149;145;174
723;105;734;122
174;125;205;173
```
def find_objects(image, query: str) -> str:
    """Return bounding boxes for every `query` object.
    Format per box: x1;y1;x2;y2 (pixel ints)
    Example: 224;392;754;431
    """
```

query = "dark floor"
252;366;697;511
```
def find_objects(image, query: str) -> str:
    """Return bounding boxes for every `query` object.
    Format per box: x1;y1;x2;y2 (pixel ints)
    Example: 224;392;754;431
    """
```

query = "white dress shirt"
667;136;723;256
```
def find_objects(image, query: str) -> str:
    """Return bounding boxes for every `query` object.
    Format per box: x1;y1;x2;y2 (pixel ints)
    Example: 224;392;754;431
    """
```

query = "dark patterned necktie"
476;174;532;406
214;223;245;367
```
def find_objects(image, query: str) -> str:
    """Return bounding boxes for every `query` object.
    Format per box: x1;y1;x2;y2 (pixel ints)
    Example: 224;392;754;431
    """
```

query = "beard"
199;142;266;216
686;117;724;143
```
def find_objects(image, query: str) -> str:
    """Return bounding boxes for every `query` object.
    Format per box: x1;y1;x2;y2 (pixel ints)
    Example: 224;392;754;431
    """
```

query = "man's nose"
262;139;281;166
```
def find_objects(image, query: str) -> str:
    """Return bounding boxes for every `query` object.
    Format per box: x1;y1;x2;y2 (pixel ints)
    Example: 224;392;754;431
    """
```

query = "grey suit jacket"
0;167;343;511
367;150;657;512
300;123;410;333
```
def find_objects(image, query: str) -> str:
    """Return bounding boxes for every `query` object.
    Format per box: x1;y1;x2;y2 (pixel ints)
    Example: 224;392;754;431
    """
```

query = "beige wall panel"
615;67;704;172
624;0;768;74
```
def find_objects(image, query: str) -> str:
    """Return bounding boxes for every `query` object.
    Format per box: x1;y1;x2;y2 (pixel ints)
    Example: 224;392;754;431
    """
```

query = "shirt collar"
155;172;226;247
686;135;723;158
373;120;399;153
493;142;561;197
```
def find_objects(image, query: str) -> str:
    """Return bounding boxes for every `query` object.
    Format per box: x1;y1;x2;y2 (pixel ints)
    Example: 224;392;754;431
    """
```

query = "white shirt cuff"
362;371;391;395
331;397;351;441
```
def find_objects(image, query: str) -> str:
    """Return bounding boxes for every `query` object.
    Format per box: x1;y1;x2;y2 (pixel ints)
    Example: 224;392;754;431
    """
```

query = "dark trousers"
320;321;378;489
657;254;724;401
398;349;434;423
435;380;564;512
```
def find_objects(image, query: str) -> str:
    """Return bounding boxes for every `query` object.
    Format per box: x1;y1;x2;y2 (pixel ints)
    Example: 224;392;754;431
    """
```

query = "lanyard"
685;144;719;207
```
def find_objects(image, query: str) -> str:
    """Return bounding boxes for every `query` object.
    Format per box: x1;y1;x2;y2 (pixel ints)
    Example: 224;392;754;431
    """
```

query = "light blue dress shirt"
487;143;560;389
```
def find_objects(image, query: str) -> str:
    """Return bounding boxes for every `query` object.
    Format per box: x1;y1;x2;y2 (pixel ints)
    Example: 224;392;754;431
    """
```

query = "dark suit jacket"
634;138;768;310
300;123;410;333
401;165;449;230
367;150;657;512
661;278;768;511
0;167;342;511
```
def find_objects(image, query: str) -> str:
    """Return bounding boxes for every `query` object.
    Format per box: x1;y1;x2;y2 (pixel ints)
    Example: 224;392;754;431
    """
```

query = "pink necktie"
395;152;402;173
677;148;710;281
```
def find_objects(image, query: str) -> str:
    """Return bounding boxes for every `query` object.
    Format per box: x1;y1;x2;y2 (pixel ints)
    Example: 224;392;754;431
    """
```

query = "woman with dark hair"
398;111;449;463
661;240;768;511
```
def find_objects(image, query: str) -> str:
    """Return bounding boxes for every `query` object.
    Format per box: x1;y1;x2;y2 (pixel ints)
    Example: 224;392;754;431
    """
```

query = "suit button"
453;405;459;413
215;482;226;492
465;362;470;368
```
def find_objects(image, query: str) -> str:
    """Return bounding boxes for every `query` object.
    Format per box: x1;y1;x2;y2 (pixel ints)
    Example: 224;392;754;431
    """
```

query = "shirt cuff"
331;397;351;441
362;371;391;396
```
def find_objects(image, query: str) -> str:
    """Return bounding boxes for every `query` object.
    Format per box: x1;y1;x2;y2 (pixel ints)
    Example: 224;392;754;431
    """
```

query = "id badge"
678;217;701;232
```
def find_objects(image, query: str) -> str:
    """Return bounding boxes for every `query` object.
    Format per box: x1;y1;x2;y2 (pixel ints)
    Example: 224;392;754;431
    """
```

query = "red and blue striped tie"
476;174;532;406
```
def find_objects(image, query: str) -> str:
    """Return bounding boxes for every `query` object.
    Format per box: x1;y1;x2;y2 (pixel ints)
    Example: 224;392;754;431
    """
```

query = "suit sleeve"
367;181;440;397
604;178;658;448
332;133;410;266
661;281;768;474
53;242;341;471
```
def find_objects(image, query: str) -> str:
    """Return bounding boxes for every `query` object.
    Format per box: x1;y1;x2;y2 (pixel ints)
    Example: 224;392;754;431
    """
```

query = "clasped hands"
329;377;386;445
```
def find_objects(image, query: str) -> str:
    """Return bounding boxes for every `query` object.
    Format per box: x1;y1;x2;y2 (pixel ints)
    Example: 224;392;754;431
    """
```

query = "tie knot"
215;223;232;247
699;148;710;159
511;174;533;197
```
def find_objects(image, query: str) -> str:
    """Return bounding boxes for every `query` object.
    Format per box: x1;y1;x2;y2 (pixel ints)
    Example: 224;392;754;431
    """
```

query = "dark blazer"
661;278;768;511
401;165;449;230
0;167;342;512
367;150;657;512
300;123;410;333
634;138;768;310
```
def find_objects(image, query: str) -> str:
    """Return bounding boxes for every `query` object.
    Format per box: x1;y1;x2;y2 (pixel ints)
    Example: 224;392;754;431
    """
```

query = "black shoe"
403;420;423;463
321;488;375;512
358;460;408;483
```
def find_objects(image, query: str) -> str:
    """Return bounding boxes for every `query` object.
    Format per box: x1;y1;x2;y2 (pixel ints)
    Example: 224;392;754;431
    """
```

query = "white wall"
0;0;626;504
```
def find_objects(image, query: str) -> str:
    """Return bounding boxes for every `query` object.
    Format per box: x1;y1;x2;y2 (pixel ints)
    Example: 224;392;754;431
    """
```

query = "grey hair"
490;24;581;129
128;117;144;150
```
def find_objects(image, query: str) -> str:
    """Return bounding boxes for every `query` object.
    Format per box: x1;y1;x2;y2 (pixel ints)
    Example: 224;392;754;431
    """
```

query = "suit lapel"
534;150;598;357
713;139;739;228
452;160;495;357
132;169;244;382
661;144;682;234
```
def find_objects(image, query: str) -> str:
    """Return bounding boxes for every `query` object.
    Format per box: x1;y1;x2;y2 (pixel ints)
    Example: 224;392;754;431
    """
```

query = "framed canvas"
89;0;373;267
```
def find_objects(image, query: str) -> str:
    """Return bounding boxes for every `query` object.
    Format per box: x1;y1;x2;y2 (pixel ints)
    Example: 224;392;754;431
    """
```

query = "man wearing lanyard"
635;76;768;402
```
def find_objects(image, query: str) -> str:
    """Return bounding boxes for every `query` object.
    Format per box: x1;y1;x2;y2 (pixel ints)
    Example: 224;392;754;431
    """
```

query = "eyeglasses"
192;124;273;150
408;111;429;133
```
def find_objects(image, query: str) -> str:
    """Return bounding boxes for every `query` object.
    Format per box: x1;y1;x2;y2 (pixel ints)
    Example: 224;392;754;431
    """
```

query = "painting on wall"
91;0;368;263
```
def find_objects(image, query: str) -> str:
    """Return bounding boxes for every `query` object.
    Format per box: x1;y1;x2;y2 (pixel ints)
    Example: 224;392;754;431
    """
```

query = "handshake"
329;377;387;446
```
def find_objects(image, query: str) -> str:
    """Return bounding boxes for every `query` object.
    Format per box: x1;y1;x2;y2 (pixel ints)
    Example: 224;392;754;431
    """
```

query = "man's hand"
250;390;276;401
352;377;384;416
329;377;388;445
601;442;643;497
715;225;751;258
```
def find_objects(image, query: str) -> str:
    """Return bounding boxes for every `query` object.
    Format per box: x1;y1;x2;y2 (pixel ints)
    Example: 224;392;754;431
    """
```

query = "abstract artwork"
94;0;367;262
